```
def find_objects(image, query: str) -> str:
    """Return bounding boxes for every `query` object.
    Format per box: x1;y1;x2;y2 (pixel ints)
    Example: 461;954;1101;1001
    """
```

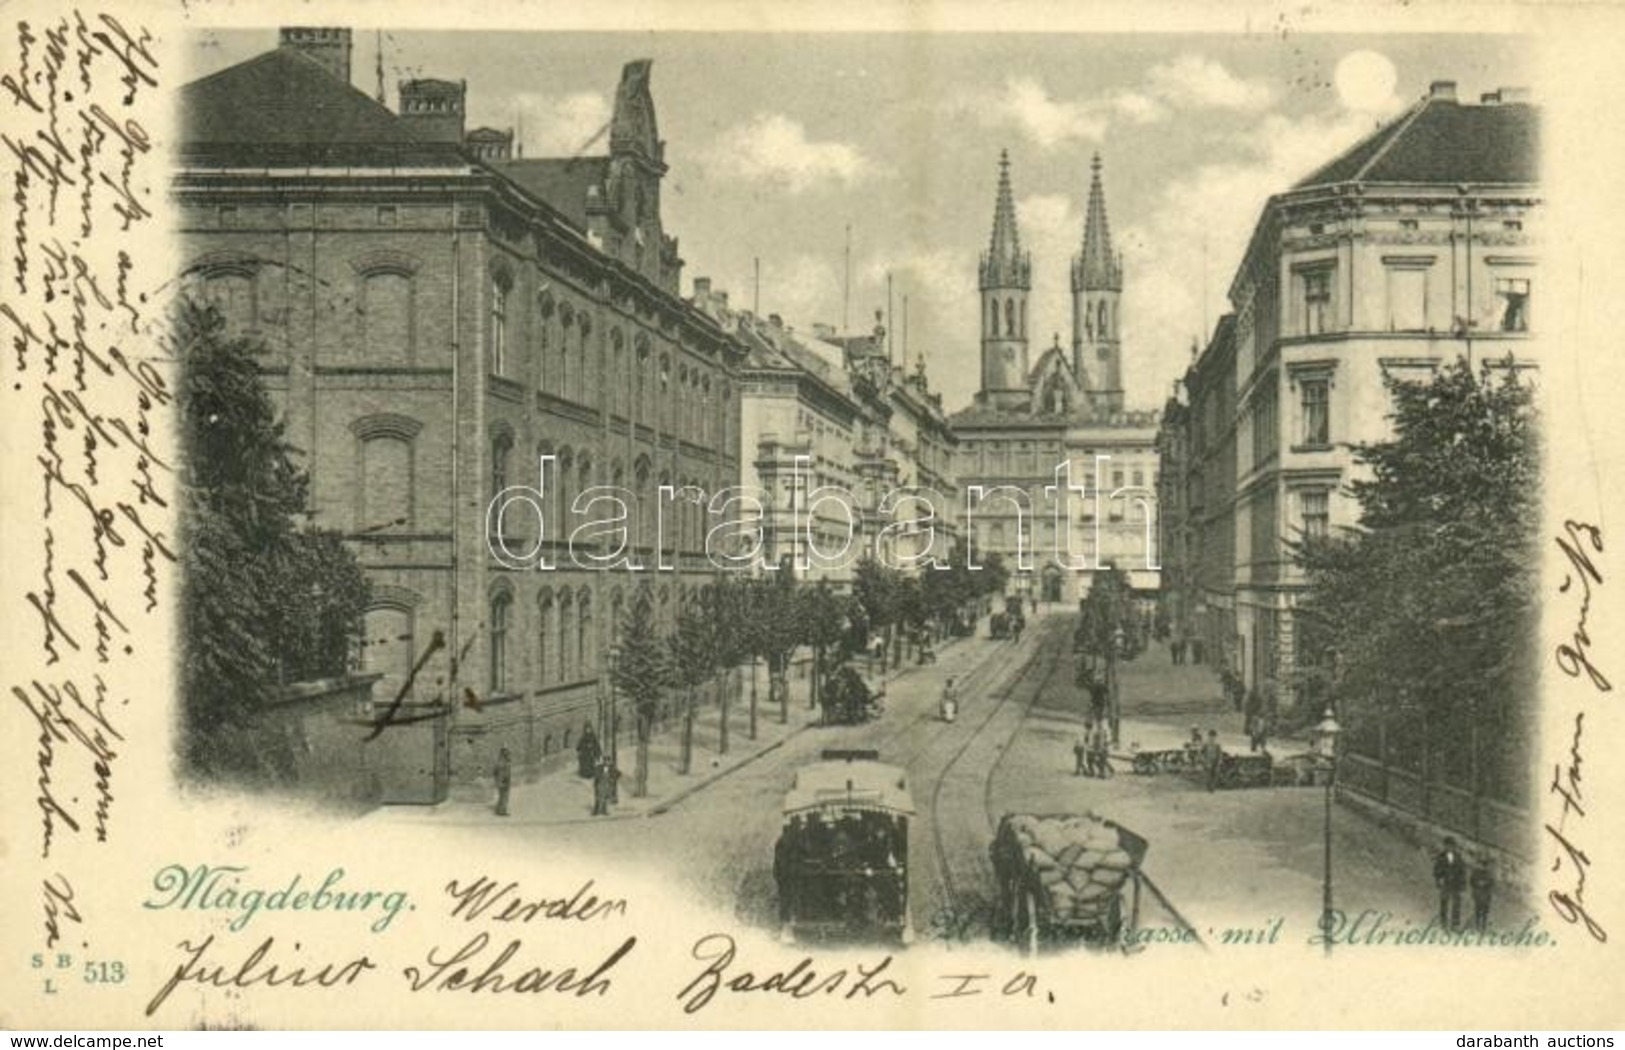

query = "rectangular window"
1302;490;1329;540
1496;277;1530;332
1301;379;1330;446
1386;265;1428;331
1302;269;1332;335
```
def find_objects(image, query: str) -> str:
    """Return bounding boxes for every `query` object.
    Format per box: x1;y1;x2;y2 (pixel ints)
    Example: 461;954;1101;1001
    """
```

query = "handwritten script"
0;9;166;975
1547;520;1607;942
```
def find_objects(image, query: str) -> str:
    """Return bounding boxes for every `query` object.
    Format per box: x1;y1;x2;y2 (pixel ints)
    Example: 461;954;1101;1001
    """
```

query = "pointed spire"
980;149;1031;290
1080;152;1122;291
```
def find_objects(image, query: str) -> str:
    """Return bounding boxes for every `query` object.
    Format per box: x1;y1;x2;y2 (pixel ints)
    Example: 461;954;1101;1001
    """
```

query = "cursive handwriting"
444;876;628;924
402;933;634;996
40;872;83;949
1554;520;1609;692
146;935;377;1018
11;675;122;857
677;933;906;1015
1547;712;1606;942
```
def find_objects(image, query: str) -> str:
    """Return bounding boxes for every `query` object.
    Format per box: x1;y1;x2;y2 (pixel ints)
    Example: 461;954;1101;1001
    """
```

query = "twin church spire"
979;150;1125;415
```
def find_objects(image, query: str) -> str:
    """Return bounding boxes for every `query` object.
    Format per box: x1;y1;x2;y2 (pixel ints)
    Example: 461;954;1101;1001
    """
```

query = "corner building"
175;29;745;801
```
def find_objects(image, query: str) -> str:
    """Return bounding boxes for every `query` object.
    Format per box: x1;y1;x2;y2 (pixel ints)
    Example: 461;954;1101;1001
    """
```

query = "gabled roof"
179;47;465;167
495;157;611;232
1295;95;1539;189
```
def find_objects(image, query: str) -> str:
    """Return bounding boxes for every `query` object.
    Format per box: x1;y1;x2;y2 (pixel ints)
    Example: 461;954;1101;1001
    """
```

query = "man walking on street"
1470;854;1495;932
1434;836;1468;930
493;747;512;817
1202;729;1223;792
1075;724;1091;776
592;757;613;816
1089;719;1113;779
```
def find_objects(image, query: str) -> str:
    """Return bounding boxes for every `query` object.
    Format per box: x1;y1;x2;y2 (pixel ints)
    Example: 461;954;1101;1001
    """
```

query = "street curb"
646;722;815;817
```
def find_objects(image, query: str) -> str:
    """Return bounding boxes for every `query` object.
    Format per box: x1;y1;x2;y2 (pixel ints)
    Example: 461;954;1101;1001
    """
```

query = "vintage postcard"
3;0;1623;1031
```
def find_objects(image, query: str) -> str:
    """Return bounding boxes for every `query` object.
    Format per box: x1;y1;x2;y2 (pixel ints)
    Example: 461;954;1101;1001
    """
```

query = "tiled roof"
494;158;610;232
1295;96;1539;189
179;47;465;167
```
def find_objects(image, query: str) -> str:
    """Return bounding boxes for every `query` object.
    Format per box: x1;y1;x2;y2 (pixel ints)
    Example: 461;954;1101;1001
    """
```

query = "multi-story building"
1172;80;1539;712
695;291;957;587
951;151;1160;605
176;28;745;800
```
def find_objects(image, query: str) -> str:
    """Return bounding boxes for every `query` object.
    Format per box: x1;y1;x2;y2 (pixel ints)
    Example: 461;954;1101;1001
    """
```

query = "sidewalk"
374;624;992;828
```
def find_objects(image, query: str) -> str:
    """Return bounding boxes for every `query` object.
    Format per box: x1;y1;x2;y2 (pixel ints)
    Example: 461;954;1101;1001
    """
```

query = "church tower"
979;150;1032;404
1072;153;1124;414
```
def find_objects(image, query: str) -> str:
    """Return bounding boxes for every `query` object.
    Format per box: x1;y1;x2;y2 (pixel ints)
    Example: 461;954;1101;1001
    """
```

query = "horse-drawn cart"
989;812;1149;953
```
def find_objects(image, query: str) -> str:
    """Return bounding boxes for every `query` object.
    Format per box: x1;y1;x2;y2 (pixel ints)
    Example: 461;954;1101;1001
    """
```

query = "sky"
186;29;1530;413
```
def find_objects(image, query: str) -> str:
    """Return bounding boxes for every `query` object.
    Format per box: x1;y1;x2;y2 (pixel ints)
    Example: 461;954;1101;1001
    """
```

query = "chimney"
398;78;466;144
716;291;728;310
693;276;712;302
1428;80;1458;102
1498;86;1531;104
279;27;353;85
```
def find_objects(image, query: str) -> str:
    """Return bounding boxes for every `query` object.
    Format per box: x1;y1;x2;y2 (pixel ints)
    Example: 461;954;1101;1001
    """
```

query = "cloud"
1119;107;1396;406
506;91;613;157
705;114;873;193
1145;54;1274;113
955;56;1272;151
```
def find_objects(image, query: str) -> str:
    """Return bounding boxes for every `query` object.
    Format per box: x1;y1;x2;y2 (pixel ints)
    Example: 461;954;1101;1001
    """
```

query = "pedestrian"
1434;836;1468;930
1170;637;1182;665
1202;729;1223;792
493;746;512;817
577;722;601;779
1090;719;1113;779
1470;854;1495;932
1249;708;1272;754
1075;723;1092;776
1191;637;1205;665
1184;725;1203;767
591;758;612;816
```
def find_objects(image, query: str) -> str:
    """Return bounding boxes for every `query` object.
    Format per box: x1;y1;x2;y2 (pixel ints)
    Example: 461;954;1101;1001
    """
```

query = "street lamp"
1108;624;1126;746
1313;704;1342;956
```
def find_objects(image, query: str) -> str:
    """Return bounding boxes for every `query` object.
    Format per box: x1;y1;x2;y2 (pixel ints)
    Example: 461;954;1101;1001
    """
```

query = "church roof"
179;46;466;167
1077;153;1121;290
980;150;1031;290
1294;88;1539;189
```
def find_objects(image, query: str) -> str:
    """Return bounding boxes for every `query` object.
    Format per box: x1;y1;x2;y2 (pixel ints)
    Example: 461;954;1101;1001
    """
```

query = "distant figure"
1089;720;1113;779
1030;596;1038;615
493;746;512;817
1202;730;1222;792
1470;855;1495;932
1171;637;1186;665
1185;726;1204;766
940;676;959;722
1075;723;1092;776
1434;836;1468;930
1248;708;1272;753
577;723;601;779
592;758;614;816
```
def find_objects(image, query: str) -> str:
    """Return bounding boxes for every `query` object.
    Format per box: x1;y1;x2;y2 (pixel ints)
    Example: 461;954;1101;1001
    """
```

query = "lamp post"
1313;704;1342;956
1109;624;1126;746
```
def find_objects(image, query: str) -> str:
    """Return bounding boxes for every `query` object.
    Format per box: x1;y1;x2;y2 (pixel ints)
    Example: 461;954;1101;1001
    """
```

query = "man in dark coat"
493;747;512;817
1202;730;1223;792
1434;836;1468;930
577;723;601;779
1470;854;1495;932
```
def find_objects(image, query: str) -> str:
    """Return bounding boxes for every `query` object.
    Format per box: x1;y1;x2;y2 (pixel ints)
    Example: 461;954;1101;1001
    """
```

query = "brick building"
176;29;745;801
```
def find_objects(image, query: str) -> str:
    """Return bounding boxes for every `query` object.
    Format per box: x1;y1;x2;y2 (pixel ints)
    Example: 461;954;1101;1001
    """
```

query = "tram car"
774;750;915;945
989;812;1149;953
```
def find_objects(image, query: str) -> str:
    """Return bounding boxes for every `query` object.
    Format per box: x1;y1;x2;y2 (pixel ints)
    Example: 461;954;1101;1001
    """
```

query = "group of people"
488;723;623;818
1073;719;1113;778
1184;726;1225;791
1168;635;1205;665
1433;835;1496;932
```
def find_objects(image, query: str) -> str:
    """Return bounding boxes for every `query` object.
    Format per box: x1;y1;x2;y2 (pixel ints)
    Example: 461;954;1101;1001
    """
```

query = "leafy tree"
611;585;668;797
1074;566;1144;743
747;567;801;724
176;299;370;783
1294;357;1538;802
707;577;750;754
852;553;898;668
668;594;715;775
798;580;851;710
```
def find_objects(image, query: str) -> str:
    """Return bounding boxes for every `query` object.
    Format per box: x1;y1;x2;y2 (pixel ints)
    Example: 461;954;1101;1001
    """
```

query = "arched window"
557;589;574;682
610;329;625;417
536;589;553;685
635;334;651;423
1020;300;1027;339
361;599;416;705
361;270;413;364
1006;297;1015;337
990;298;1000;338
490;279;510;378
489;590;512;694
491;430;513;507
1097;301;1107;340
634;457;653;554
578;311;594;406
537;292;555;391
557;448;575;553
577;587;592;676
352;414;421;532
559;302;575;401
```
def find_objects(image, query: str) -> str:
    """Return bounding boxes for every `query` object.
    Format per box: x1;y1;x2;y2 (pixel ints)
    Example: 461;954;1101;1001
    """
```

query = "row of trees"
1294;357;1539;806
609;547;1011;798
